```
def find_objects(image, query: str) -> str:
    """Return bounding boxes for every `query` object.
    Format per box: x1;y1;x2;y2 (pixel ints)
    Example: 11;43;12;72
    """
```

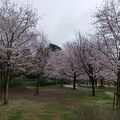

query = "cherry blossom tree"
31;34;49;95
0;0;38;104
45;51;63;80
45;48;83;90
64;43;84;89
69;33;103;95
94;0;120;108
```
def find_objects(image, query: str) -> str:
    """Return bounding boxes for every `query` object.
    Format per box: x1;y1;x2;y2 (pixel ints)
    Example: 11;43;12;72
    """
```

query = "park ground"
0;85;119;120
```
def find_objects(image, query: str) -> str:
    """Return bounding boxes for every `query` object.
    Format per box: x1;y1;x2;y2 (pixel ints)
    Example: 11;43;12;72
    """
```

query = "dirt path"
64;85;91;91
105;91;114;97
8;87;69;102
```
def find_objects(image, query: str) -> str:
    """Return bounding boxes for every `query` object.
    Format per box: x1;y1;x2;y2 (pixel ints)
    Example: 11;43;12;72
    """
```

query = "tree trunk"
0;57;10;104
90;76;95;96
0;69;3;101
88;64;95;96
2;69;9;104
0;87;2;101
73;72;76;90
35;74;40;95
115;52;120;109
3;81;9;104
116;71;120;109
2;63;10;105
35;83;39;95
100;79;104;87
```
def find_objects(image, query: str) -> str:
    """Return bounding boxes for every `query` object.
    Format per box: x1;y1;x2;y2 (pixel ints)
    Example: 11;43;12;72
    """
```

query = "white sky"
13;0;103;47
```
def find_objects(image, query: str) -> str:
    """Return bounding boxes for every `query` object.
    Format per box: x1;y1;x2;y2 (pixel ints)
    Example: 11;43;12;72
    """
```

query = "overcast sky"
13;0;103;47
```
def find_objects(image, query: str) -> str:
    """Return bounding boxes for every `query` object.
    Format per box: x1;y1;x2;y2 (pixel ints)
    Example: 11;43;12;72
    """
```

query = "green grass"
0;86;119;120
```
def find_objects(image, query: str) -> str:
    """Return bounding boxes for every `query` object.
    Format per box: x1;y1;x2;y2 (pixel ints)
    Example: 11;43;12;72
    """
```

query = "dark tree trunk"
35;82;39;95
88;64;95;96
0;68;3;101
73;72;76;90
90;77;95;96
3;81;9;104
115;52;120;109
35;74;40;96
0;59;10;104
0;88;2;101
3;69;9;105
100;79;104;87
0;86;2;102
116;71;120;109
2;52;11;105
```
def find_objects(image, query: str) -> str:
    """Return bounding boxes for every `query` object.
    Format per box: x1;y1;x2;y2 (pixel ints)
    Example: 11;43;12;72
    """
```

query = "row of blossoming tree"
45;0;120;109
0;0;120;110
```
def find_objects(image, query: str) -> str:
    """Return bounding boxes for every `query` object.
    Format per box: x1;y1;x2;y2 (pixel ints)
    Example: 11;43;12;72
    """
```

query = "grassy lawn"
0;86;119;120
